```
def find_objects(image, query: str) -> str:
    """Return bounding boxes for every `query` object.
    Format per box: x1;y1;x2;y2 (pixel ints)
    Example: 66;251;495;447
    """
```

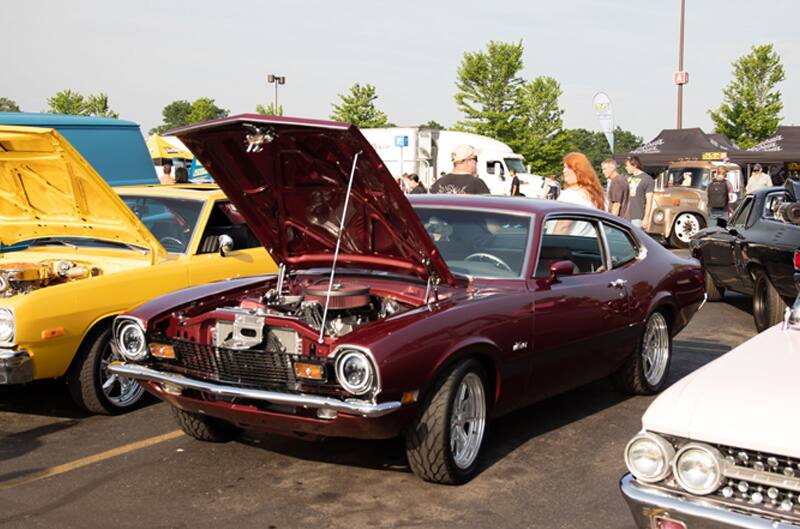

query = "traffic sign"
394;135;408;147
674;71;689;85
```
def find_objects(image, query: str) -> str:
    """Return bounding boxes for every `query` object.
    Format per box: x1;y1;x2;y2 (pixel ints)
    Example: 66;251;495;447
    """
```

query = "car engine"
0;261;101;297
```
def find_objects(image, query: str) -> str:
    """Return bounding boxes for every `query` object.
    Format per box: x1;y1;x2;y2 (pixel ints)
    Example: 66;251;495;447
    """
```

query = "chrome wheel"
642;313;670;386
673;213;701;244
450;372;486;470
99;341;144;408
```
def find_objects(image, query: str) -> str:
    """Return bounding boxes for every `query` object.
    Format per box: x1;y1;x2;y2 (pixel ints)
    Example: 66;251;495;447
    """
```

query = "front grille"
147;335;306;391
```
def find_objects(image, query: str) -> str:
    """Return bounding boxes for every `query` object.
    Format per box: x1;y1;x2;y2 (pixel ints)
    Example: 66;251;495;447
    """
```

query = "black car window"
535;218;604;278
730;197;754;229
763;192;790;221
602;223;638;268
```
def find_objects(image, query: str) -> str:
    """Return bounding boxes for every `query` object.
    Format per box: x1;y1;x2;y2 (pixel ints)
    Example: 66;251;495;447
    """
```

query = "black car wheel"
405;359;488;485
172;406;243;442
705;270;725;302
753;270;786;332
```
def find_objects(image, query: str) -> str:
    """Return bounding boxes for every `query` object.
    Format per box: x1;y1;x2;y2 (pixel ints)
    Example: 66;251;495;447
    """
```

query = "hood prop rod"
318;150;362;344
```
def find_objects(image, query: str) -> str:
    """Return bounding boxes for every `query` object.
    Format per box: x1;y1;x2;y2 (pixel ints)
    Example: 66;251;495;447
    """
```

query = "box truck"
361;127;548;197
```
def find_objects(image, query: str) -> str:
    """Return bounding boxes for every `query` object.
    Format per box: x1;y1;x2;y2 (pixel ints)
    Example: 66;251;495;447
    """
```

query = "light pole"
676;0;686;129
267;74;286;114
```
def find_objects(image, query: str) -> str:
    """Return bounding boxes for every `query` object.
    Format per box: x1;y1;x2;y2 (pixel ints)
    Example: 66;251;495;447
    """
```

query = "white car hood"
643;324;800;459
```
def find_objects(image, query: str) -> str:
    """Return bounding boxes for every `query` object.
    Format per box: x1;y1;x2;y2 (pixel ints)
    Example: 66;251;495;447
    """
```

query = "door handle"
609;278;628;288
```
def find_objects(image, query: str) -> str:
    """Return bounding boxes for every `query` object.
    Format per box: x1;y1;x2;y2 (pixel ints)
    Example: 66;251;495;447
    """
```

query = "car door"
529;216;632;401
187;200;275;286
722;197;756;292
702;196;753;290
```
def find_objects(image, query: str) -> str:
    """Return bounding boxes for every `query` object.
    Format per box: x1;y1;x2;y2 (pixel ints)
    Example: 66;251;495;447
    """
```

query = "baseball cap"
753;163;763;171
451;144;479;163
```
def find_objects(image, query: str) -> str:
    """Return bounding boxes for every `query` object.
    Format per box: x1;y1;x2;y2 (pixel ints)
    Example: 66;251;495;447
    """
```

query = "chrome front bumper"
621;474;800;529
108;362;402;418
0;349;33;384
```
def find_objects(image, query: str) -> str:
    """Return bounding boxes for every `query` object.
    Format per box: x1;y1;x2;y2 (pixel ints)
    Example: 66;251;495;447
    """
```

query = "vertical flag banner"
593;92;615;152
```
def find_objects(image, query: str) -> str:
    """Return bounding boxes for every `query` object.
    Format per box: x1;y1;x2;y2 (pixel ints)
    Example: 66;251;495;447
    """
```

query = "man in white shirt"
745;164;772;194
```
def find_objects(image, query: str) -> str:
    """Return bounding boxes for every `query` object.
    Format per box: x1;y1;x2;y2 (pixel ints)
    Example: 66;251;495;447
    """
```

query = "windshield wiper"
28;238;79;250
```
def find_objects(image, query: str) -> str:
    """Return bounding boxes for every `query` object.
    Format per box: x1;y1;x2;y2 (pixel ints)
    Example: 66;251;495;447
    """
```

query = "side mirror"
715;217;728;229
218;234;234;256
547;260;575;284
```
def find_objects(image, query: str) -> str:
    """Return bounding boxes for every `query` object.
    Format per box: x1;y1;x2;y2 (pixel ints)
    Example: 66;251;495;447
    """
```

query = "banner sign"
592;92;614;152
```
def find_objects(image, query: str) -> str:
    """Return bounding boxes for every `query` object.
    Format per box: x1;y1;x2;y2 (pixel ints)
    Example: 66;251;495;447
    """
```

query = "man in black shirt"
430;145;490;194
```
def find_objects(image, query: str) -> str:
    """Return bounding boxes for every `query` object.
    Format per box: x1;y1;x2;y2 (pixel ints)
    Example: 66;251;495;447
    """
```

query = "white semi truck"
361;127;548;197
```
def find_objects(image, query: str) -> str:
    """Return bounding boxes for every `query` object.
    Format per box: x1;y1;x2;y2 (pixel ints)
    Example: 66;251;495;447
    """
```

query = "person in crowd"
509;169;525;196
771;167;786;186
174;166;189;184
707;166;733;224
545;175;560;200
623;156;655;229
403;173;427;194
159;160;174;184
601;159;629;218
746;164;772;194
558;152;605;209
429;145;490;194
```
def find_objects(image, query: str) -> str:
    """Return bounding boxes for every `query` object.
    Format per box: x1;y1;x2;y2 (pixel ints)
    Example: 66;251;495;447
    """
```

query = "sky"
2;0;798;143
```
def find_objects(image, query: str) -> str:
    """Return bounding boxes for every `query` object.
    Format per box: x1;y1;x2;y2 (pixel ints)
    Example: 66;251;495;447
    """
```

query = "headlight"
653;210;665;224
624;432;675;483
335;350;374;395
117;321;148;361
0;308;14;343
673;443;725;495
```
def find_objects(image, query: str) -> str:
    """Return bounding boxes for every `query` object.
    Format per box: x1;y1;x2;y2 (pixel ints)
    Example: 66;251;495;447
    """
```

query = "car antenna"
318;150;363;344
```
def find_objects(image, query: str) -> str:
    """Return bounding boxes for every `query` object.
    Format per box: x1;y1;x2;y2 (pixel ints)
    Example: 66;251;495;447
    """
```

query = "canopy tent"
613;128;739;171
729;126;800;165
146;134;193;160
707;133;738;151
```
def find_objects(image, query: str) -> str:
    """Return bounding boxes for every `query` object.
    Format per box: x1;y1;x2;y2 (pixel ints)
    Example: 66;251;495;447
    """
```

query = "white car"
621;307;800;528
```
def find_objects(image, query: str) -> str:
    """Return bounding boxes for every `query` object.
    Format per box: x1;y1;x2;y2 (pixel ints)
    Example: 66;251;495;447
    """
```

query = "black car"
691;181;800;331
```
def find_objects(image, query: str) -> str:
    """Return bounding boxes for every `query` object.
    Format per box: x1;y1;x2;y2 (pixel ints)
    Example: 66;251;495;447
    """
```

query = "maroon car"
110;115;704;484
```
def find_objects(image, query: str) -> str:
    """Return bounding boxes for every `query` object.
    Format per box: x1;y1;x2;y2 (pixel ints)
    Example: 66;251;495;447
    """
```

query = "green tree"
85;93;119;118
709;43;785;148
419;120;445;130
330;83;388;127
0;97;20;112
453;40;524;145
513;76;570;176
151;98;228;134
46;89;87;115
563;127;643;181
256;102;284;116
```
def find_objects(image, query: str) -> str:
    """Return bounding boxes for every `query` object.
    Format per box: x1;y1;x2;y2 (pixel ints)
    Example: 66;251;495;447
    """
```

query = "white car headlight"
673;443;725;495
335;349;375;395
653;210;665;224
0;308;14;344
117;321;148;361
624;432;675;483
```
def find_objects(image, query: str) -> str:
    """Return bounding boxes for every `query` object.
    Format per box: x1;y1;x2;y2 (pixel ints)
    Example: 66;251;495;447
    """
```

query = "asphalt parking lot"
0;289;758;529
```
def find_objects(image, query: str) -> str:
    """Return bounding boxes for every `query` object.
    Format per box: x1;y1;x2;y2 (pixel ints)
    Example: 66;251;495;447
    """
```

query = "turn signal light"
794;250;800;271
149;343;176;360
655;517;686;529
295;362;324;381
41;327;65;340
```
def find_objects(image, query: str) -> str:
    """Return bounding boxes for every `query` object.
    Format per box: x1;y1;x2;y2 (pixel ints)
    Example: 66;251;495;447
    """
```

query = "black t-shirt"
430;173;491;195
409;184;427;194
510;176;521;196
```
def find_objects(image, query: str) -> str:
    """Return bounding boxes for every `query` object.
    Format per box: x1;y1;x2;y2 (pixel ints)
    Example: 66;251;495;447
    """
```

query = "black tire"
753;269;786;332
705;270;725;302
405;359;489;485
171;406;243;443
67;326;145;415
612;311;672;395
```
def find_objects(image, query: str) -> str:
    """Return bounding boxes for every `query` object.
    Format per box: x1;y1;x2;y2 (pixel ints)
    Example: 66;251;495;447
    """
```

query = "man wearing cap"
429;144;490;195
745;164;772;194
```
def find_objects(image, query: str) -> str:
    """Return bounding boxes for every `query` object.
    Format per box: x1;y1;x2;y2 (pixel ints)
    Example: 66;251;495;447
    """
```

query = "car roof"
0;112;140;128
113;183;228;200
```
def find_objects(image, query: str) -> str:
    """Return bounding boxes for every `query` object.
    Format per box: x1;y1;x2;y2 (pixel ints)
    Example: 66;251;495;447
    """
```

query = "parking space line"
0;430;184;491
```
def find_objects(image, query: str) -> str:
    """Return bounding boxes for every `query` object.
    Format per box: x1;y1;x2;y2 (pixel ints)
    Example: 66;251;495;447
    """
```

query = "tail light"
794;250;800;271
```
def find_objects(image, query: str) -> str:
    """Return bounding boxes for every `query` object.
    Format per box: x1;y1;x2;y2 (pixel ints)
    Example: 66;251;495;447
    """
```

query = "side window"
730;197;754;229
763;192;789;221
535;218;604;278
485;160;504;176
602;223;638;268
197;202;261;254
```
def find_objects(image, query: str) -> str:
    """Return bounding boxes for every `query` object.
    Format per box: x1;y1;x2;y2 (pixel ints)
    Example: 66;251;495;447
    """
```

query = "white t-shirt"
558;187;596;209
745;172;772;194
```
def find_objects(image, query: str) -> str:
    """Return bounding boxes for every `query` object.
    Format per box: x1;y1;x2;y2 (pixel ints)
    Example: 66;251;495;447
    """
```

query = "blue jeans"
709;207;728;225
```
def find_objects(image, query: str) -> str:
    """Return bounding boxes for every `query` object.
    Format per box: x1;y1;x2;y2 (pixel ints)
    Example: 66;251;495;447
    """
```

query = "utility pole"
676;0;686;129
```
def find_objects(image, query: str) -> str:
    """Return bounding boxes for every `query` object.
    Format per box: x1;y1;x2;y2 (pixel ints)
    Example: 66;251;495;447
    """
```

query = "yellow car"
0;126;277;413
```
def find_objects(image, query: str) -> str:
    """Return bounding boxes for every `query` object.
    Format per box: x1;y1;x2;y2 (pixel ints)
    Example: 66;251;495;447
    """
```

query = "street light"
675;0;687;129
267;74;286;114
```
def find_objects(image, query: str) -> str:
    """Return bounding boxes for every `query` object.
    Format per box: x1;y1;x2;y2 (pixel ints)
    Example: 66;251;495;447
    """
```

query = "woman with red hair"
558;152;605;210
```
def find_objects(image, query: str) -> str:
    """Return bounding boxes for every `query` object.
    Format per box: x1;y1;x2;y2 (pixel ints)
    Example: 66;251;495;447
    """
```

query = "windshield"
665;168;710;189
413;207;531;278
505;158;527;174
121;195;205;254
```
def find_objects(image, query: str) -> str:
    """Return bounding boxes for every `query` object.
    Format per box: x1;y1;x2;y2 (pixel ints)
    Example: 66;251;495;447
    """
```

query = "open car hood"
172;115;454;286
0;126;164;256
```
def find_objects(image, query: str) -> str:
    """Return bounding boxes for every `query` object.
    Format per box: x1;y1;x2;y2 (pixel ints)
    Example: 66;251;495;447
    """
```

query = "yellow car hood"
0;126;164;257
